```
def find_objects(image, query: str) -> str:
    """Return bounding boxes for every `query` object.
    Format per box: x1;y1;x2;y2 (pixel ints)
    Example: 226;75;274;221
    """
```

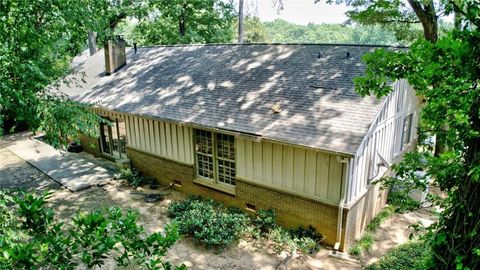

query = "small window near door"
194;129;236;186
100;118;128;158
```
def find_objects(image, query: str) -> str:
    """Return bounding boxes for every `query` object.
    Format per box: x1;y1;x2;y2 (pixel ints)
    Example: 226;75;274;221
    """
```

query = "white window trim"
193;129;236;194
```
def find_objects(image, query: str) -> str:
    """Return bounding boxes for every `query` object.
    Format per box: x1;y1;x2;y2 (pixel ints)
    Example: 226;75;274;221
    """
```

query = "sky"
233;0;350;25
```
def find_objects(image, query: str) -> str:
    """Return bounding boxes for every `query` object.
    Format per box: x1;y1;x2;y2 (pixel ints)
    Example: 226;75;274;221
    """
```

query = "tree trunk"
179;3;187;37
433;98;480;269
454;12;463;31
406;0;438;42
238;0;244;43
179;19;186;36
88;32;97;56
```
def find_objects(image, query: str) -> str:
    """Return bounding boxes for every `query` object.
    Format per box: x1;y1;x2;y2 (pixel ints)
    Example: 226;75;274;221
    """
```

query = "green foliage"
352;4;480;267
365;241;432;270
240;16;270;43
326;0;425;42
131;0;236;45
14;192;53;235
366;206;394;231
252;208;277;234
263;19;400;45
114;168;155;188
0;0;146;146
287;226;324;254
349;232;375;256
265;225;323;255
168;196;323;254
348;206;393;256
168;196;248;251
0;190;182;269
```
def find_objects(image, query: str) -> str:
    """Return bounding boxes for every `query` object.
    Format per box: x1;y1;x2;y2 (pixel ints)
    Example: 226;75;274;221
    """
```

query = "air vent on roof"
317;52;323;59
346;52;351;59
271;103;282;114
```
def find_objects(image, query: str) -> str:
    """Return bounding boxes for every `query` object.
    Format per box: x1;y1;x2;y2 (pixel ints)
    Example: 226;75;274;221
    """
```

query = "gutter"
334;156;350;252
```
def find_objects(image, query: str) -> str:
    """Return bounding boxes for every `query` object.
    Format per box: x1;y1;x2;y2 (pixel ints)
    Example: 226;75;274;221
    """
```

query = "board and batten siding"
236;138;346;204
124;115;194;165
94;110;345;203
346;80;420;204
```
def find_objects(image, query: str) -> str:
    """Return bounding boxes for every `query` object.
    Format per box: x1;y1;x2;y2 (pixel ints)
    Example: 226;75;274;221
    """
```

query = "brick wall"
127;146;341;246
236;180;339;246
78;134;401;252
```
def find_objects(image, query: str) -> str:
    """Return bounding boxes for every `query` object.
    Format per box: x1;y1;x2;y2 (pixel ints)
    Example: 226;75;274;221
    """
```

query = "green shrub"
296;236;321;254
169;196;324;254
288;225;323;241
0;190;183;269
253;209;277;234
365;241;431;270
348;206;394;256
167;196;249;251
288;225;324;254
114;168;154;188
349;245;362;256
14;192;53;234
267;227;298;253
366;206;394;232
261;224;323;254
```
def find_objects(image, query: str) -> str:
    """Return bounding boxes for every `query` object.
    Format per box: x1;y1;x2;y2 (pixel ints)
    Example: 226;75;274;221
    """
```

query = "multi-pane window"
216;133;236;185
100;118;128;158
195;129;215;179
194;129;236;186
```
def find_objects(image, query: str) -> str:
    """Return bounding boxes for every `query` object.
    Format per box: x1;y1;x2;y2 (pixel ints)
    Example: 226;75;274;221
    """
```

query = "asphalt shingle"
63;44;388;155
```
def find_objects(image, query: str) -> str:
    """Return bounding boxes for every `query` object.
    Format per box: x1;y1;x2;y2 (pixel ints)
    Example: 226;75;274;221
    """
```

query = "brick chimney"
104;36;126;75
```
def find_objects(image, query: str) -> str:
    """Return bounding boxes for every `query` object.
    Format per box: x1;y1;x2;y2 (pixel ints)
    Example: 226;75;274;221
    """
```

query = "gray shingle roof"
63;44;387;155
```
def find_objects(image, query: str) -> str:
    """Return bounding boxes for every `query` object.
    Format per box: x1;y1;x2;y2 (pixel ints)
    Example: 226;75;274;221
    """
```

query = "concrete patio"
3;132;116;192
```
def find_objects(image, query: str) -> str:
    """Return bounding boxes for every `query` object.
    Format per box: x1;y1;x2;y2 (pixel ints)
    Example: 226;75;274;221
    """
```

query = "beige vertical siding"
236;137;345;203
125;115;194;165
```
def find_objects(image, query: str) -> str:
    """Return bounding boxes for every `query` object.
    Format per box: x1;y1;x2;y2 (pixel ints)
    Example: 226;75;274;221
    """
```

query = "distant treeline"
260;19;401;45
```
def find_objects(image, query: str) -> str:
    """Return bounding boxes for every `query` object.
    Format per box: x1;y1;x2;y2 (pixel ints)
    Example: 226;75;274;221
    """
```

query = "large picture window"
100;118;127;158
194;129;236;186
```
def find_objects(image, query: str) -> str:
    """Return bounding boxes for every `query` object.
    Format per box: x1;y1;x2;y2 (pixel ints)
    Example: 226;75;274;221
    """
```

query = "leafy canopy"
0;0;149;147
263;19;400;45
352;0;480;267
0;190;184;269
131;0;236;45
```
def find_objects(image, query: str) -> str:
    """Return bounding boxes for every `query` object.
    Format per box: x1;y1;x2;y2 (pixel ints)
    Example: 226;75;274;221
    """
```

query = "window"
194;129;236;186
100;118;128;158
400;114;413;149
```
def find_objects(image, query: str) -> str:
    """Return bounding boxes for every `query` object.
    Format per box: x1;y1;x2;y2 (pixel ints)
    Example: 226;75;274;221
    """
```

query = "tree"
0;0;148;148
349;0;480;268
321;0;439;42
238;0;245;43
262;19;399;45
0;190;184;269
241;16;270;43
132;0;236;45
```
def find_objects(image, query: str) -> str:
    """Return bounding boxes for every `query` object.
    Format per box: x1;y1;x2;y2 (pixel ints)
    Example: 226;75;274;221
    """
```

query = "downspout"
335;156;349;252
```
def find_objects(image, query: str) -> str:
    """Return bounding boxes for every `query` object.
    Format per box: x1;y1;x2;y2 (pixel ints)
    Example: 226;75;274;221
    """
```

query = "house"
60;40;420;251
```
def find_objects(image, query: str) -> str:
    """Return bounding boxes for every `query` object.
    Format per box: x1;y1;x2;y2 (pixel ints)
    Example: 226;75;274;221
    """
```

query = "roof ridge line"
135;43;408;49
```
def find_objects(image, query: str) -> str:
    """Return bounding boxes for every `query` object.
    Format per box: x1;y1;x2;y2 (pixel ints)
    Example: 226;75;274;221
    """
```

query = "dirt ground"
0;145;436;269
360;207;437;267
